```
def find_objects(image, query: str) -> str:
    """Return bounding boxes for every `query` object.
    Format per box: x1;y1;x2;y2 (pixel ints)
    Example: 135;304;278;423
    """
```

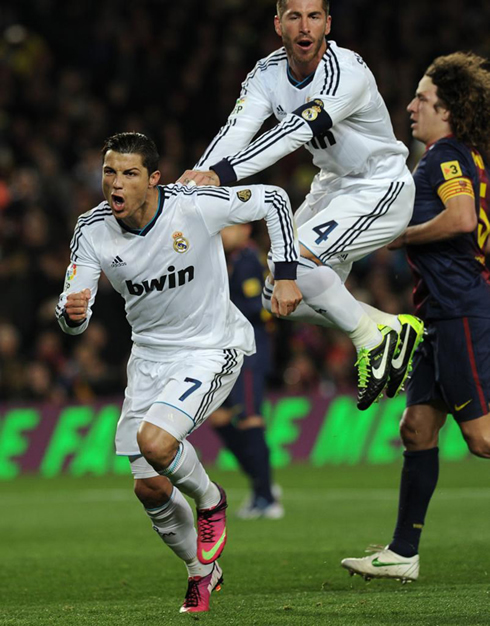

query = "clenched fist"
271;280;302;317
64;289;91;323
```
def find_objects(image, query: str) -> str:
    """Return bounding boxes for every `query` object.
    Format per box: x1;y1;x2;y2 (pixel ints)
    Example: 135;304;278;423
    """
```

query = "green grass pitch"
1;459;489;625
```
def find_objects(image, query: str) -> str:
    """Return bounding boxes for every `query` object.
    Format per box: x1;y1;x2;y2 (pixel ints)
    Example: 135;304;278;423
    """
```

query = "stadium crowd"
1;0;489;403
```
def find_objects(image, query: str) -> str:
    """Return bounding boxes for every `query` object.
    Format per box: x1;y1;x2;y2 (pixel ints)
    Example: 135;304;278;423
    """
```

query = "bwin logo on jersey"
126;265;195;296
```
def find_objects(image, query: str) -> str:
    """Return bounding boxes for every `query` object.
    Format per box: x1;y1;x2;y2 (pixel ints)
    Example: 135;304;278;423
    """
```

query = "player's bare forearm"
64;288;91;322
390;197;477;249
271;280;302;317
176;170;221;187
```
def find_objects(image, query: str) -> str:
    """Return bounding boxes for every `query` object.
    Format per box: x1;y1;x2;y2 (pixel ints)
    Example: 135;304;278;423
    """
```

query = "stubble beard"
283;33;324;69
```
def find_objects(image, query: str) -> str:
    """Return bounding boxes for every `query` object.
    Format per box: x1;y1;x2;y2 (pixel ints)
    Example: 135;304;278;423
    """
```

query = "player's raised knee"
137;421;180;469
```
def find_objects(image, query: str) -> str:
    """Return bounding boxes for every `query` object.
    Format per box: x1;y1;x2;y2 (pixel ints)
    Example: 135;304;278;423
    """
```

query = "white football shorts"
115;347;244;456
295;173;415;282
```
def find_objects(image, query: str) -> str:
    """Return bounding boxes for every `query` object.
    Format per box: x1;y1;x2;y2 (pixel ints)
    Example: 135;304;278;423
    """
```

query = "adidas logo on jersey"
276;105;286;118
126;265;195;296
111;256;127;267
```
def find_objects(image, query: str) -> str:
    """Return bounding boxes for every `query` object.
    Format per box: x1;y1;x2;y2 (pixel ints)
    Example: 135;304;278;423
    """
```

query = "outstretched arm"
179;101;332;187
195;184;302;315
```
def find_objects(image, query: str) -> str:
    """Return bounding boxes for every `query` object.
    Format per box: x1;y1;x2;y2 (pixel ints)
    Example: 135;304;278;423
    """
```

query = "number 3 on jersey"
313;220;338;244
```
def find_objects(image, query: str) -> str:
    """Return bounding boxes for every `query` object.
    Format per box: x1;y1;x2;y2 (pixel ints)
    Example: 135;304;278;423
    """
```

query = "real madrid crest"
237;189;252;203
302;107;318;121
172;231;189;253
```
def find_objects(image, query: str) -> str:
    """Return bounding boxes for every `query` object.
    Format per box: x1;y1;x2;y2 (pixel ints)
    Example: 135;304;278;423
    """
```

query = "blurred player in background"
56;132;301;612
341;52;490;582
209;223;283;520
179;0;424;411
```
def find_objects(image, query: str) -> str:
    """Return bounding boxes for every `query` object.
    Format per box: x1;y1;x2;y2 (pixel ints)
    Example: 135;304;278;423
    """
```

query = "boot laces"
183;577;202;608
355;349;370;389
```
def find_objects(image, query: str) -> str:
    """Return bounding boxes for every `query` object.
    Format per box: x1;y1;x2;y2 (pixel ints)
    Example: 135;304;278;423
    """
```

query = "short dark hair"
426;52;490;160
101;132;160;174
276;0;330;18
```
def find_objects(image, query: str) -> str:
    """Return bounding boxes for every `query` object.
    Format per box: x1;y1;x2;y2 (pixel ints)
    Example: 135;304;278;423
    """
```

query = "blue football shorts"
406;317;490;422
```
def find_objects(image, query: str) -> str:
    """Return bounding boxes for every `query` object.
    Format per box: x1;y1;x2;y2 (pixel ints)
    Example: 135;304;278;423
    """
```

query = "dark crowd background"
1;0;489;403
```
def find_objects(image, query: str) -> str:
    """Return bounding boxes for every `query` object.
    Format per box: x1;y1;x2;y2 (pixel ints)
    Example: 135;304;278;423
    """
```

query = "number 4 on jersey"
313;220;338;244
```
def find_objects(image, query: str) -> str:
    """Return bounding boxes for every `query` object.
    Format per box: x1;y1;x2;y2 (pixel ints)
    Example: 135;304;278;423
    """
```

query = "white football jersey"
56;183;298;358
197;41;409;187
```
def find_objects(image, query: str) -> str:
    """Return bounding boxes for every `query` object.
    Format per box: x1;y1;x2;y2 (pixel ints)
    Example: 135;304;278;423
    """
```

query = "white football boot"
341;546;419;582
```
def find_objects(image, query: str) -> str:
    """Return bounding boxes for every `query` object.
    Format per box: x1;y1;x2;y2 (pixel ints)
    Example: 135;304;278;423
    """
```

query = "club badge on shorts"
172;231;189;253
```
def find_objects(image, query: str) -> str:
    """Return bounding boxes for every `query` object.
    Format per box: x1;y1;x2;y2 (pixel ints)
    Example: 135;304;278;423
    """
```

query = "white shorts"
115;347;244;455
295;175;414;283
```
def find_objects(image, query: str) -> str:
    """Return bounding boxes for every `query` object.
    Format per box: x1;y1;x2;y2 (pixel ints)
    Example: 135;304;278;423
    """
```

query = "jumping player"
179;0;423;409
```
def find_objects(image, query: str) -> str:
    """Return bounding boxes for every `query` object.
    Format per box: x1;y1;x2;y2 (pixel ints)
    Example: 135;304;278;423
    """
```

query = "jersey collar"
286;38;330;89
286;63;316;89
425;133;454;152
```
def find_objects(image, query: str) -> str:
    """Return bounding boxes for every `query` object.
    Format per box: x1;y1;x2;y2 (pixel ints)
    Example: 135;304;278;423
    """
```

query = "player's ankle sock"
240;427;274;503
348;313;383;351
161;439;220;509
145;487;197;561
214;423;256;476
185;557;215;578
389;447;439;557
296;264;379;348
360;302;401;333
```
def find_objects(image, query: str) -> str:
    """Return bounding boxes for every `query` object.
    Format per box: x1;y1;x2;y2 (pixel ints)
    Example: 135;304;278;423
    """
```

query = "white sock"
145;487;197;562
185;557;215;578
263;275;400;337
161;439;220;509
296;263;382;349
349;313;383;351
360;303;401;333
296;263;364;331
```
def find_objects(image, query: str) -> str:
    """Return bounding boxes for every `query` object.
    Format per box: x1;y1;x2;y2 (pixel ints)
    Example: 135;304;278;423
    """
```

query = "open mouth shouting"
295;37;315;54
111;194;126;213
